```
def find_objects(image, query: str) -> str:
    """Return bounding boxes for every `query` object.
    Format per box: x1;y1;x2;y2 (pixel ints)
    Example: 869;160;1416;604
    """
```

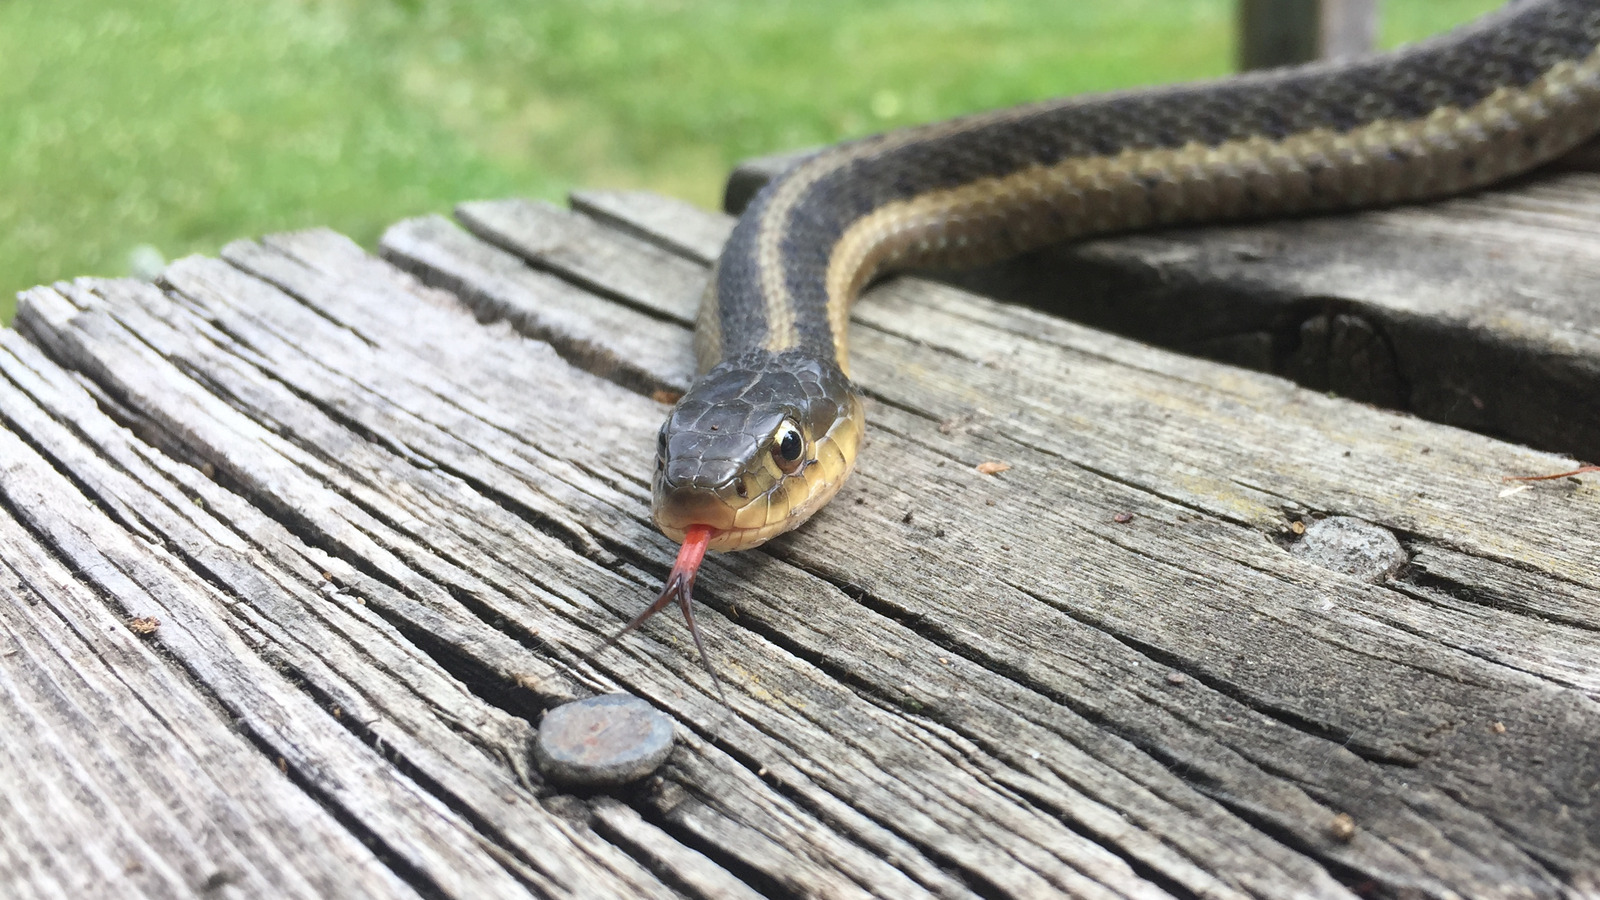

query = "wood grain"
0;179;1594;897
447;193;1597;895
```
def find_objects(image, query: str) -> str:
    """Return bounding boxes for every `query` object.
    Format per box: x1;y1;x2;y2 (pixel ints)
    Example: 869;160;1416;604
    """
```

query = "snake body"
652;0;1600;556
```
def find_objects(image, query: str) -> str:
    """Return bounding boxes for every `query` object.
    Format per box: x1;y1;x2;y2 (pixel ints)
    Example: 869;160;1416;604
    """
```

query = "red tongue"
671;524;712;579
599;525;727;704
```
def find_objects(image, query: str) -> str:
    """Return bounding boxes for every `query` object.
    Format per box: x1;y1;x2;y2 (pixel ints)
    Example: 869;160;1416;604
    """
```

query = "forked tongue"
599;525;728;704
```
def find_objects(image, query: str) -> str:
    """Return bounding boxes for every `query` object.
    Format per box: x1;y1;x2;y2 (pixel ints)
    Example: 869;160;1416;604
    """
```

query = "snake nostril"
734;477;749;499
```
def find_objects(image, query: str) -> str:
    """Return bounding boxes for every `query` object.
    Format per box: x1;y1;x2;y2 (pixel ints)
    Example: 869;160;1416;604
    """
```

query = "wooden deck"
2;146;1598;898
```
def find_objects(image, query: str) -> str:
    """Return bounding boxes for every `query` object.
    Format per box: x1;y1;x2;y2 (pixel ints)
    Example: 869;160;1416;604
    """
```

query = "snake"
603;0;1600;695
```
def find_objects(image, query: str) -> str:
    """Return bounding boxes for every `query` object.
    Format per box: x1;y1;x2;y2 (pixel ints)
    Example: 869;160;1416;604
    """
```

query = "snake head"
652;349;865;553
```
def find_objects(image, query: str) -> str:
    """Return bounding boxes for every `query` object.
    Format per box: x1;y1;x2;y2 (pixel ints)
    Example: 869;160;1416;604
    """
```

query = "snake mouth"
654;453;859;553
653;507;797;553
657;522;781;554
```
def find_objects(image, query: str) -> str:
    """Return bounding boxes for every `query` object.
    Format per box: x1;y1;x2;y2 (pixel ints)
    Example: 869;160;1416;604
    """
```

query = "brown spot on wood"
976;461;1011;475
127;616;160;635
1329;813;1357;843
651;389;682;405
1492;721;1507;734
939;412;978;434
1114;512;1135;524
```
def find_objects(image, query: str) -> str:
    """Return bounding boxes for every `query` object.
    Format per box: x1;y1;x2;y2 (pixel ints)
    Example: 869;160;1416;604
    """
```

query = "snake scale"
604;0;1600;693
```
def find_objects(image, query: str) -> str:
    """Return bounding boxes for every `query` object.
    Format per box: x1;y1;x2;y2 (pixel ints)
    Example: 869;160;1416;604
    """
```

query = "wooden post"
1318;0;1380;60
1237;0;1378;70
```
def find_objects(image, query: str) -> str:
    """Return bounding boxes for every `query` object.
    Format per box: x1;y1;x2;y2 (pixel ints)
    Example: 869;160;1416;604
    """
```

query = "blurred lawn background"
1;0;1502;320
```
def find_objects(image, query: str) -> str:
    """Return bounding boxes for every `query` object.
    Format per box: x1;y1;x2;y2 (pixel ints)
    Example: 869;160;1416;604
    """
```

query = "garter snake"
605;0;1600;692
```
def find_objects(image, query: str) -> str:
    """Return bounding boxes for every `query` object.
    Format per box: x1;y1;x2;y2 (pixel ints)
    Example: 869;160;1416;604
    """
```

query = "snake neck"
703;0;1600;376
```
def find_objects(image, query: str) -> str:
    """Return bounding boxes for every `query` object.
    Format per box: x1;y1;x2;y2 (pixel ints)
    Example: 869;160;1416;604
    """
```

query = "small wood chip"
127;616;160;635
1491;721;1507;734
976;461;1010;475
1113;512;1134;524
1166;672;1187;686
1328;813;1357;843
1290;520;1307;535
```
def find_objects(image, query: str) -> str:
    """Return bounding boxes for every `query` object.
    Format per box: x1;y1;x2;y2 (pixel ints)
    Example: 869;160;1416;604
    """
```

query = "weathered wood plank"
23;246;978;898
6;281;704;898
247;226;1180;899
0;320;539;898
439;193;1600;896
0;509;420;900
3;180;1596;897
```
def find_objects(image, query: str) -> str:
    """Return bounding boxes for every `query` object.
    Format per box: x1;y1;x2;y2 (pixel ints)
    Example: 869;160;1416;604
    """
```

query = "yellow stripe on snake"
604;0;1600;694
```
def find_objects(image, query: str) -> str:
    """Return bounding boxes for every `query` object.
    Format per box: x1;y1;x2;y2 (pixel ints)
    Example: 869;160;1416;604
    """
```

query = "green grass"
0;0;1503;320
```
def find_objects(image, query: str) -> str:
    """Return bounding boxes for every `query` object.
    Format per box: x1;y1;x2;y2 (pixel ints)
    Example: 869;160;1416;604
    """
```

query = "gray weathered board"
1;171;1597;898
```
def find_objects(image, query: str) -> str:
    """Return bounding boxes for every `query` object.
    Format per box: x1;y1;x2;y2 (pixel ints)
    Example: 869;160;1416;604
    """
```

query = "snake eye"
771;420;805;475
